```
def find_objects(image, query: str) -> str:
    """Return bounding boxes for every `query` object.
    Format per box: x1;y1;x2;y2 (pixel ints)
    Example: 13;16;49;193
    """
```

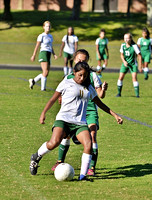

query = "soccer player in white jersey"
29;21;57;91
137;27;152;80
116;33;142;98
59;27;78;76
29;62;123;181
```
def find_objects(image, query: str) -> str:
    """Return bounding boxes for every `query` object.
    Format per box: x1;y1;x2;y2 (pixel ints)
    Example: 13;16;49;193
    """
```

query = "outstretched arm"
92;96;123;124
40;91;61;124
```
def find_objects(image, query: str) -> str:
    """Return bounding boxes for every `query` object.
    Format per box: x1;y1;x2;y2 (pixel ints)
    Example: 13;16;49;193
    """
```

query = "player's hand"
54;55;58;60
30;55;35;62
124;61;128;67
138;67;142;73
115;115;123;124
102;81;108;91
40;113;45;124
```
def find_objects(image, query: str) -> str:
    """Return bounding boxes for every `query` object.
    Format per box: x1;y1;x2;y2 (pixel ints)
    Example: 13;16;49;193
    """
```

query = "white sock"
117;80;123;86
93;143;98;149
38;142;50;157
133;81;139;87
80;153;92;176
68;67;73;74
144;67;149;72
61;138;70;146
63;66;68;76
102;64;106;69
41;75;47;90
34;74;42;83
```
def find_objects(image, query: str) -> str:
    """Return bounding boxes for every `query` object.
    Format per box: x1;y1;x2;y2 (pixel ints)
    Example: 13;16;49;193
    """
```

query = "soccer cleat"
29;79;34;89
78;174;87;181
136;95;140;98
87;168;95;176
29;153;42;175
51;161;62;171
116;94;121;97
144;75;149;80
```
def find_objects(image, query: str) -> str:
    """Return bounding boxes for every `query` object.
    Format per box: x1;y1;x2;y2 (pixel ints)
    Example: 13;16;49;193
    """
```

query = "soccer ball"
54;163;75;181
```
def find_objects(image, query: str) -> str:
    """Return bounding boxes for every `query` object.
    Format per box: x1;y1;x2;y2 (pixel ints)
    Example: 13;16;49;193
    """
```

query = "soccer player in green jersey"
52;49;108;176
95;29;109;78
137;27;152;80
116;33;142;98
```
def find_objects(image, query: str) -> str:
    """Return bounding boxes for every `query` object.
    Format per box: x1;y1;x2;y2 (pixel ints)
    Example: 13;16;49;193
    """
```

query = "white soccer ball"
54;163;75;181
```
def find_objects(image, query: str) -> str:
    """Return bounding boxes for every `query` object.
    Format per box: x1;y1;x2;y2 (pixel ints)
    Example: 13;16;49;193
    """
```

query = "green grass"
0;10;152;68
0;69;152;200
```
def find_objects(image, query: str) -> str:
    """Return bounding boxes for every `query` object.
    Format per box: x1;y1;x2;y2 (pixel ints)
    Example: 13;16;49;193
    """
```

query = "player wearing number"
95;29;109;78
59;27;78;76
29;21;57;91
116;33;142;98
52;49;108;176
137;27;152;80
29;61;123;181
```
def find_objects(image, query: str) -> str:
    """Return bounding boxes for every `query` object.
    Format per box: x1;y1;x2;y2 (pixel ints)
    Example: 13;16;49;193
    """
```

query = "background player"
29;21;57;91
116;33;142;98
137;27;152;80
59;27;78;76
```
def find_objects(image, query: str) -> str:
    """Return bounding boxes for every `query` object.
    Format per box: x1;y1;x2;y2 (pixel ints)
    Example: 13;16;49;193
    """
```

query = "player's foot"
144;75;149;80
78;174;87;181
29;153;42;175
41;89;46;91
87;168;95;176
51;161;62;171
136;95;140;98
29;79;35;89
116;94;121;97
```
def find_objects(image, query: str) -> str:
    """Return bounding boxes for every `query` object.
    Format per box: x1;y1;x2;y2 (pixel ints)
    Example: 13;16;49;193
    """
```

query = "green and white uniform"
120;43;140;73
137;37;152;63
37;32;54;65
95;37;108;60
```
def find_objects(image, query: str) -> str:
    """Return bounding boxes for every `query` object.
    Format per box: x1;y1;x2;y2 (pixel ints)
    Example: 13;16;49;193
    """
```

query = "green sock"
58;144;69;162
144;71;148;79
117;85;122;95
134;86;139;97
89;148;98;169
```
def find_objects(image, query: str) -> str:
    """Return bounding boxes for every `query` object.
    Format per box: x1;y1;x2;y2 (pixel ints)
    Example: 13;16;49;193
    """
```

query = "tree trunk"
127;0;132;17
2;0;13;21
147;0;152;26
71;0;81;20
103;0;110;15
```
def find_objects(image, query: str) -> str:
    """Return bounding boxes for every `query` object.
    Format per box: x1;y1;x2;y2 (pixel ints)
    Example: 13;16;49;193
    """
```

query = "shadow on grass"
95;163;152;180
0;10;147;41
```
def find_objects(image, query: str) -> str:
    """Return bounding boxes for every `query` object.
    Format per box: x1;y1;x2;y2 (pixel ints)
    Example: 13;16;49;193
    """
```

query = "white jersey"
62;35;78;54
37;32;53;52
55;78;97;125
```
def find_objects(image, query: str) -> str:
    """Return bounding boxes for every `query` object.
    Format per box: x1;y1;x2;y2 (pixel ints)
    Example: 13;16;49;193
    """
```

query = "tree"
2;0;12;21
127;0;132;17
71;0;81;20
147;0;152;26
103;0;110;15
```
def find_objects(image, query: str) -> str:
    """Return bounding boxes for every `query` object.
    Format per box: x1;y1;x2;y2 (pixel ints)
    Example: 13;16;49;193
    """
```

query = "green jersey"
95;37;108;54
120;43;140;66
137;37;152;55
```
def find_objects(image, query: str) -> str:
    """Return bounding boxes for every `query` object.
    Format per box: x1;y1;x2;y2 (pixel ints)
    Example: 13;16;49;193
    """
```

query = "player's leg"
76;130;92;180
132;72;139;97
63;52;68;76
51;137;70;171
41;61;50;91
102;54;108;70
143;62;149;80
68;55;73;74
30;126;66;175
87;124;98;176
116;72;125;97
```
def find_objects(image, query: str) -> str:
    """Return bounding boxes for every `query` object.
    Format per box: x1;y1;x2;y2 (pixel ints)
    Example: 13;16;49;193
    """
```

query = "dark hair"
66;27;74;46
74;61;91;87
100;29;106;34
73;49;90;62
142;27;150;39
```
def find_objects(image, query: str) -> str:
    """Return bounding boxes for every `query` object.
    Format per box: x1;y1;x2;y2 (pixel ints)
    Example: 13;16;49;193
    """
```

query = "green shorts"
39;51;51;65
63;52;73;60
96;52;108;61
52;120;89;138
141;53;151;63
86;111;99;130
120;63;138;73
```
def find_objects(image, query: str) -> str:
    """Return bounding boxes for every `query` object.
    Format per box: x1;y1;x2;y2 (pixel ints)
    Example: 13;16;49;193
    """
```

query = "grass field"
0;69;152;200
